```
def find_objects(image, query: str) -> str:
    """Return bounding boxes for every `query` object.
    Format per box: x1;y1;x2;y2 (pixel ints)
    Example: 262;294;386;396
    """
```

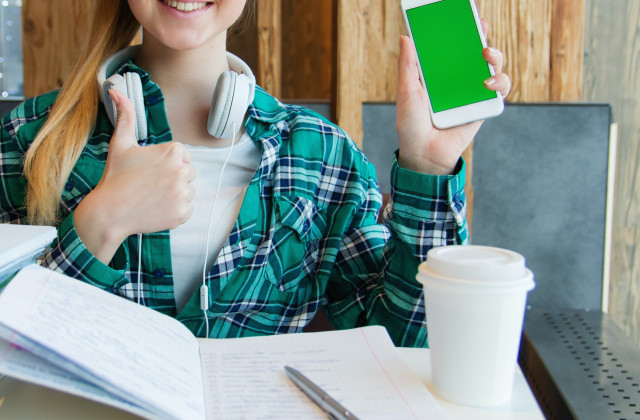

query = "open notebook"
0;265;446;420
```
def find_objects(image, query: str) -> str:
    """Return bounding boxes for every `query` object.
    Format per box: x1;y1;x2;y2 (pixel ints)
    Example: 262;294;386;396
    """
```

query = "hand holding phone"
401;0;504;129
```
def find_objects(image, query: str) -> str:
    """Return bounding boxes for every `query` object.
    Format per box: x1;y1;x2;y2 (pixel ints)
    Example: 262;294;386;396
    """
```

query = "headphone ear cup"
207;71;236;138
102;74;125;128
125;72;147;141
102;72;147;141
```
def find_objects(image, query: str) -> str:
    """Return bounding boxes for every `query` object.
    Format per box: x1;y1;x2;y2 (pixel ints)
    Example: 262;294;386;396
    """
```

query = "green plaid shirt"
0;61;468;347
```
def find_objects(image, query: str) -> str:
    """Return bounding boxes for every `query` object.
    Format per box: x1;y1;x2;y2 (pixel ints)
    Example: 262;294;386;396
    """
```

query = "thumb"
108;88;139;153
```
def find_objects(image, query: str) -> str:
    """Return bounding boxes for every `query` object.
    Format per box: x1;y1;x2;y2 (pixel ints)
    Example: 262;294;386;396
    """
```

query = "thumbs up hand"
75;89;196;264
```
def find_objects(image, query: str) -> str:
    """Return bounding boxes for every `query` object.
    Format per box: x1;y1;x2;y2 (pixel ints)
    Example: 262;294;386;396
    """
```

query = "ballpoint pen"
284;365;360;420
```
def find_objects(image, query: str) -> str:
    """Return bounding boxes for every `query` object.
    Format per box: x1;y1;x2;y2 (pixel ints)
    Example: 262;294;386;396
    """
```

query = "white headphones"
97;45;256;140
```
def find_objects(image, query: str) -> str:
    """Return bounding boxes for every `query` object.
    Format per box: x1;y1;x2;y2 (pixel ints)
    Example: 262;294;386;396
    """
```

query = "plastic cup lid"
417;245;535;291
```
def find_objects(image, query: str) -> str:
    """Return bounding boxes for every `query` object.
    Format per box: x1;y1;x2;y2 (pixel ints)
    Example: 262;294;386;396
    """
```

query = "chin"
144;24;226;52
158;35;215;51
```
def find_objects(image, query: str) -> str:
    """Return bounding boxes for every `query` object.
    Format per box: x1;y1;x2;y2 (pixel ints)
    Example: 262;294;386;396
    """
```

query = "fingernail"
488;47;499;55
108;89;120;105
485;77;496;86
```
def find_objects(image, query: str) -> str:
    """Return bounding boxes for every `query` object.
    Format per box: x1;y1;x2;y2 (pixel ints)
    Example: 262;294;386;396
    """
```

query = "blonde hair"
23;0;139;225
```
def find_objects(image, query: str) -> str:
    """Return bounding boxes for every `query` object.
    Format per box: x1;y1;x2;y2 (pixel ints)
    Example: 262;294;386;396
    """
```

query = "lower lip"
157;1;214;18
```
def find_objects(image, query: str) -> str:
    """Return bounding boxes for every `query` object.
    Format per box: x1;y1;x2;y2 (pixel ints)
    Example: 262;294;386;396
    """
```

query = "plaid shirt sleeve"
42;213;131;289
325;149;468;348
0;94;134;296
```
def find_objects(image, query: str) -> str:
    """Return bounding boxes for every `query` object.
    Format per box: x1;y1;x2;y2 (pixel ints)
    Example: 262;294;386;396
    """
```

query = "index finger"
480;18;488;37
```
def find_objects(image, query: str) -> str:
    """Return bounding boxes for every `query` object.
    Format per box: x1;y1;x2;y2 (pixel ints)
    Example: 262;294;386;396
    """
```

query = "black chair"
472;103;613;311
0;99;22;118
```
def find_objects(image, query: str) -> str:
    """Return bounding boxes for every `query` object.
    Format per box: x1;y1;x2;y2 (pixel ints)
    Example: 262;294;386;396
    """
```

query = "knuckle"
178;165;192;180
164;142;185;158
176;203;193;226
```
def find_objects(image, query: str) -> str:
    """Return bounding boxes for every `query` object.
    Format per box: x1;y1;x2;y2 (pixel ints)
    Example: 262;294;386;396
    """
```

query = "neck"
132;33;237;146
134;32;229;102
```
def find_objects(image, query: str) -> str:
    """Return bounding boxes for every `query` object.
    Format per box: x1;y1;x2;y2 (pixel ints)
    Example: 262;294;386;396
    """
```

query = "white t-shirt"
170;132;261;311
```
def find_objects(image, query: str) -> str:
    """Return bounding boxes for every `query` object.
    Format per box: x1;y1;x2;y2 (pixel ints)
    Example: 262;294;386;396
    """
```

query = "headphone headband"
97;47;256;140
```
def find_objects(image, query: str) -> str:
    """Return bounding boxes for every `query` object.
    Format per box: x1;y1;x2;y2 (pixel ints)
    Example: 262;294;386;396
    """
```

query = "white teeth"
163;1;207;12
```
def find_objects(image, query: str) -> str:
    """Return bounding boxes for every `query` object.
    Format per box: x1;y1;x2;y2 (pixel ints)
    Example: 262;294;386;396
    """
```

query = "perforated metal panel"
520;309;640;419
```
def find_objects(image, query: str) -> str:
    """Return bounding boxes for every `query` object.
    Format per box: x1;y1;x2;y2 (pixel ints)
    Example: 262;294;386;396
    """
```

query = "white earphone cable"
137;232;143;305
200;122;238;338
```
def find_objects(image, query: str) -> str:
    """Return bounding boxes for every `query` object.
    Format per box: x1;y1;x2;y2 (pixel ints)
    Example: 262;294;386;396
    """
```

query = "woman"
0;0;510;346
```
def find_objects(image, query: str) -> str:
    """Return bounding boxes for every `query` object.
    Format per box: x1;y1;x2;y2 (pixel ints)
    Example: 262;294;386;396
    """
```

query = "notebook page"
198;326;446;420
0;338;152;419
0;265;205;420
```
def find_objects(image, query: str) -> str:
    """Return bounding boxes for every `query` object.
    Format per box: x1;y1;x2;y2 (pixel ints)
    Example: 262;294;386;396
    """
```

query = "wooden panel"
360;0;405;102
335;0;405;145
335;0;368;146
550;0;585;101
281;0;334;100
227;12;258;74
583;0;640;346
476;0;552;102
22;0;92;97
256;0;282;98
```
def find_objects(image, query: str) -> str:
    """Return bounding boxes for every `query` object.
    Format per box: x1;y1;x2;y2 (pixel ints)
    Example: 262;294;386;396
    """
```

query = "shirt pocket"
265;195;323;292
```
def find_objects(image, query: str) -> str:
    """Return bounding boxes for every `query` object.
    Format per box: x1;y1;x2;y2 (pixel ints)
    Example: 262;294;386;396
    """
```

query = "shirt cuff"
42;211;129;291
389;151;466;227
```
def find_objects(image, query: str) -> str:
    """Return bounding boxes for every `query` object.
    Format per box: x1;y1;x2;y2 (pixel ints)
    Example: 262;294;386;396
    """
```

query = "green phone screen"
406;0;495;112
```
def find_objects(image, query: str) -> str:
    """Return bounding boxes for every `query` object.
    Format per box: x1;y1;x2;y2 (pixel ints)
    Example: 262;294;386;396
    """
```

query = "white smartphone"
401;0;504;129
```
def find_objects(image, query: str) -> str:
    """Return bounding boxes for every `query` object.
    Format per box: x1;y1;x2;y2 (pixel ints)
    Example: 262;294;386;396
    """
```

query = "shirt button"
153;268;165;279
64;181;74;191
146;95;159;105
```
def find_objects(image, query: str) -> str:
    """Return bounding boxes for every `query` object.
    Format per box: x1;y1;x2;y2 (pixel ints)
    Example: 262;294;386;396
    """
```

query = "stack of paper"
0;223;56;287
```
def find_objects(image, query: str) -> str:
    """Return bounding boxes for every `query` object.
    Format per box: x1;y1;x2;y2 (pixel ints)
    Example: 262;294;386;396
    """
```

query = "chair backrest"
362;103;398;195
472;103;614;310
0;100;22;118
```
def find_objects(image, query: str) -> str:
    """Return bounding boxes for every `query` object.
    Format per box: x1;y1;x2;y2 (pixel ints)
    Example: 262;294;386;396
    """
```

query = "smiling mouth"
162;1;209;12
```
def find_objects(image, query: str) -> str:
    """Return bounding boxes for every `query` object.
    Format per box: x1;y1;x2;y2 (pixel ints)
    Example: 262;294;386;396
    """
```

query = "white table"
0;348;543;419
397;348;544;420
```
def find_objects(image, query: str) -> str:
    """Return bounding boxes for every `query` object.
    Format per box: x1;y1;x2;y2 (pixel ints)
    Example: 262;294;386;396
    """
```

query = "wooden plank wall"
280;0;334;100
20;0;639;345
22;1;92;98
334;0;585;142
256;0;281;98
22;1;142;98
583;0;640;346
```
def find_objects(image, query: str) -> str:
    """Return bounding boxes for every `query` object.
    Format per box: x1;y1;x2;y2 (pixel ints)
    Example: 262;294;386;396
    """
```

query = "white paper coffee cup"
416;245;535;406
